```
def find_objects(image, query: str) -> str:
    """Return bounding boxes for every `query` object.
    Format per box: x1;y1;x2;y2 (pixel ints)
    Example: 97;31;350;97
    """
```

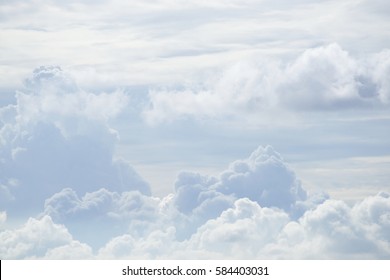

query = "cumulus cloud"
261;192;390;259
1;143;390;259
0;66;150;219
90;192;390;259
280;44;362;109
42;188;165;248
11;144;314;252
217;146;307;211
173;146;308;221
173;193;390;259
31;144;331;256
97;227;177;259
16;65;129;131
0;215;93;259
43;241;94;260
144;44;390;124
183;198;290;259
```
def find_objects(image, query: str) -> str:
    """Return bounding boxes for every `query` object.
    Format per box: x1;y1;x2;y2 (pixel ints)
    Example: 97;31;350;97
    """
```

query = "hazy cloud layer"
1;0;390;90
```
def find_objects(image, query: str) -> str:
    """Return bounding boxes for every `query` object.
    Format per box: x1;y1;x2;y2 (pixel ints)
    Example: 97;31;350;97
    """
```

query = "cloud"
1;0;390;261
42;188;164;248
173;146;308;219
3;0;390;92
351;191;390;243
28;144;313;250
0;215;93;259
143;44;390;124
142;61;274;124
183;198;290;259
1;144;390;259
43;241;94;260
1;65;388;259
280;44;361;109
38;187;180;257
0;66;150;219
1;0;252;89
262;192;390;259
93;192;390;259
170;192;390;259
97;227;177;259
216;146;307;211
18;65;129;125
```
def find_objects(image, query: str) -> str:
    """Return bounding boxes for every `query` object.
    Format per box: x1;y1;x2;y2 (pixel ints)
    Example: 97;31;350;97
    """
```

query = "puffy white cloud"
351;191;390;243
166;192;390;259
216;146;307;211
42;188;165;248
0;66;150;219
16;65;129;129
43;241;94;260
92;192;390;259
144;44;390;124
16;144;313;254
280;44;361;109
260;192;390;259
0;215;92;259
24;144;310;250
1;156;390;259
173;146;308;218
40;186;175;258
44;188;160;223
183;198;290;259
97;227;177;259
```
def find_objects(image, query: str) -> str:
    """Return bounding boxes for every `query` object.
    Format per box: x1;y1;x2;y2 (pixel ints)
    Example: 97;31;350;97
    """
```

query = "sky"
0;0;390;259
